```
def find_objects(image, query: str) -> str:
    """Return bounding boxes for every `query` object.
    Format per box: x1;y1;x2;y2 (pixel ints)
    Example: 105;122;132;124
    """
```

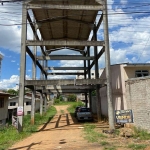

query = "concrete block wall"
126;77;150;131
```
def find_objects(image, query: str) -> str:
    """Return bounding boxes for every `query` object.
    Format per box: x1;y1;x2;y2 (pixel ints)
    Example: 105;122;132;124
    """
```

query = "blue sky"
0;0;150;89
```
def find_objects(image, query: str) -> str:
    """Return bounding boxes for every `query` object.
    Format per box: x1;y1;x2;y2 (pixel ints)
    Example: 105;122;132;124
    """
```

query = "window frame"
135;70;149;77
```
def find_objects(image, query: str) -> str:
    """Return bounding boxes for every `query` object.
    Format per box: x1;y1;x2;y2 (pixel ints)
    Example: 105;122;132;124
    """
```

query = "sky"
0;0;150;89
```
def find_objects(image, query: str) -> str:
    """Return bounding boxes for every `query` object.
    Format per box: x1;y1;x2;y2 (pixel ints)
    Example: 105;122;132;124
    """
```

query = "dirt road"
9;105;102;150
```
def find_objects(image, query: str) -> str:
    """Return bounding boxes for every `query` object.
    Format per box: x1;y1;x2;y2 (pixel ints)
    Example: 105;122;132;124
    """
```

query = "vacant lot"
8;104;150;150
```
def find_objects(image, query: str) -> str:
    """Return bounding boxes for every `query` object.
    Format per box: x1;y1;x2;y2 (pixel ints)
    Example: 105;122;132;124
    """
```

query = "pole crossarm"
26;40;105;47
37;55;94;60
36;85;96;90
27;12;46;56
47;72;84;75
45;67;87;71
25;79;106;86
27;4;103;11
26;47;47;76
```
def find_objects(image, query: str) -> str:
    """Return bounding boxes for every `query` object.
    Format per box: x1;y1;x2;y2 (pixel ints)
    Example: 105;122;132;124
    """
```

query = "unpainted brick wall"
126;77;150;131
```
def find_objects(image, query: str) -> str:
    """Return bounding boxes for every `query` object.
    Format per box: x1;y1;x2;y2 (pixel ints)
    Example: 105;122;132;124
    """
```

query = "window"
135;70;149;77
91;73;94;76
26;101;31;105
10;102;16;106
0;98;4;108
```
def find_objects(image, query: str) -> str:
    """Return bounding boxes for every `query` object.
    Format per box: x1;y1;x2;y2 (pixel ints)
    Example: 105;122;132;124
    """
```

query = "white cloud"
11;60;15;62
0;74;31;90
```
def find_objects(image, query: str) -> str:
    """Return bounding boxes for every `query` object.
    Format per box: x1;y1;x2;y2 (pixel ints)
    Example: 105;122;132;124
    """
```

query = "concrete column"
31;18;37;125
87;46;92;110
44;94;47;114
40;93;43;116
84;53;88;107
103;0;115;129
18;2;27;132
31;88;35;125
94;25;102;121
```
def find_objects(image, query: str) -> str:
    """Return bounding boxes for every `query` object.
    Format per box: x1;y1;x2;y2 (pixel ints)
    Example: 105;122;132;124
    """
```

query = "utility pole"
18;2;27;132
103;0;115;130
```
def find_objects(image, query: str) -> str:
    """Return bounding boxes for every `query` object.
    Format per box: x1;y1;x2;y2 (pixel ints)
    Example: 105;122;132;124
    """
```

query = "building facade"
8;95;40;116
0;92;11;126
99;63;150;117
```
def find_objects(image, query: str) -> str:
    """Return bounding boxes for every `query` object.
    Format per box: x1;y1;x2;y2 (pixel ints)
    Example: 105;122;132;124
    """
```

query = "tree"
67;94;76;101
7;89;18;96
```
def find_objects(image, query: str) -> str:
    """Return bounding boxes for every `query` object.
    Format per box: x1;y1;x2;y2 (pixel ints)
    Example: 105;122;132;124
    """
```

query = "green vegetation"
67;94;77;101
54;101;77;106
128;143;147;150
91;90;96;96
83;124;106;143
100;141;109;146
104;147;116;150
67;101;85;113
133;127;150;140
60;110;64;114
0;106;56;150
54;98;60;104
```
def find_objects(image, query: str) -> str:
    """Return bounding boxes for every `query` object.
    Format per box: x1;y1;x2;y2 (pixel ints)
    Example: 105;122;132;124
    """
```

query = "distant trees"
7;89;18;96
67;94;76;102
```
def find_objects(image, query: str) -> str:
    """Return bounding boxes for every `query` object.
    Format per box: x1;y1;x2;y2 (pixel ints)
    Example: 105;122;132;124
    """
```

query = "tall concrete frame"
18;0;114;132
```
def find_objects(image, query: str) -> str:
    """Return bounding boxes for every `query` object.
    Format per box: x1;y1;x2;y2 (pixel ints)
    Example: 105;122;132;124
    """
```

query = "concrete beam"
47;72;84;75
27;4;103;11
36;85;96;90
41;89;88;93
45;67;87;71
88;47;105;71
25;79;106;86
37;55;94;60
27;12;46;56
26;40;104;47
26;47;47;76
37;17;94;26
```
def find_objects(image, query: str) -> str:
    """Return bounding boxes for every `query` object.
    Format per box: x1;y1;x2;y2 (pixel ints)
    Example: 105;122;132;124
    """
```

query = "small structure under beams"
18;0;114;132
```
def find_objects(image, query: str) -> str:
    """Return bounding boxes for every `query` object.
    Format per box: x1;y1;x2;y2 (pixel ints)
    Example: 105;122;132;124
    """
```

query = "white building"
8;95;40;116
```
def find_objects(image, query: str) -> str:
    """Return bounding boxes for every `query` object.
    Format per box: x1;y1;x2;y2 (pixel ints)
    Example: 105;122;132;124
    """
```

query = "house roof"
124;63;150;67
0;92;13;97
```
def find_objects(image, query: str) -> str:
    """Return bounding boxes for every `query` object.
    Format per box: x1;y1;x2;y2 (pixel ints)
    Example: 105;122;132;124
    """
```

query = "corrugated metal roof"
30;0;100;51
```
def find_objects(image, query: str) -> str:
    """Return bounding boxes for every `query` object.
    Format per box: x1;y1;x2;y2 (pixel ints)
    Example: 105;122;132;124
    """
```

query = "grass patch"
0;106;56;150
67;101;85;114
100;141;109;146
104;147;116;150
133;127;150;140
54;101;76;106
83;124;106;143
60;110;64;114
128;143;147;150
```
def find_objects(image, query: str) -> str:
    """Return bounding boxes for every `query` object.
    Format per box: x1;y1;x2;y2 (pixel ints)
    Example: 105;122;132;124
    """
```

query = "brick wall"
126;76;150;131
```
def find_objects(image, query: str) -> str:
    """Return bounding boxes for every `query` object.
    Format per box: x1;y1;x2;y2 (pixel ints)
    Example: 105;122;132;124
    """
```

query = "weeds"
83;124;106;143
0;106;57;150
133;127;150;140
128;143;147;150
67;101;84;113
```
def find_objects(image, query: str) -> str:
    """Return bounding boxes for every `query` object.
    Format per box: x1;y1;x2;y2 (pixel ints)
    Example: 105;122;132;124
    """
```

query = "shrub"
67;94;76;102
54;99;60;104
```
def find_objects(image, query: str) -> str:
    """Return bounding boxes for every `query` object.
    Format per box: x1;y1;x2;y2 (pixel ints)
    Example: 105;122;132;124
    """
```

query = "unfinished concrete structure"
18;0;114;131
